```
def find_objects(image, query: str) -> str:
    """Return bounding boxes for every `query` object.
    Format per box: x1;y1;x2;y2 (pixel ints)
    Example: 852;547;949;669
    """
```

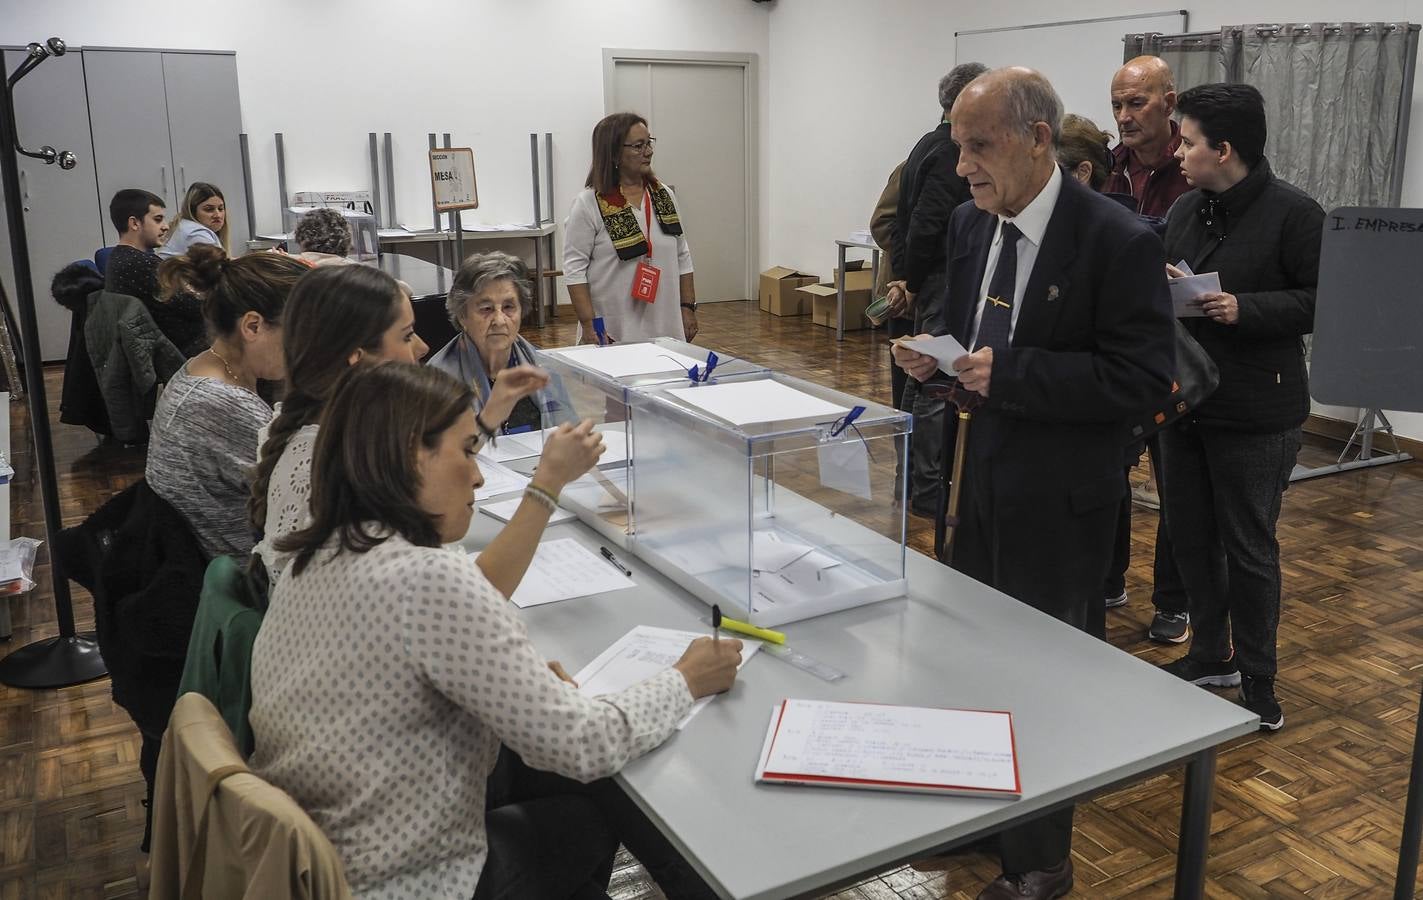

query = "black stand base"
0;633;107;688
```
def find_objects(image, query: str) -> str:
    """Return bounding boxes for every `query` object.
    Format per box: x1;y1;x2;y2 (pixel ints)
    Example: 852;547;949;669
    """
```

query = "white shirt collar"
995;164;1063;247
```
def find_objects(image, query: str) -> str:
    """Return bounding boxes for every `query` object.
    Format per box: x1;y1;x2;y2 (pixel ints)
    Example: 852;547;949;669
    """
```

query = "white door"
610;59;750;302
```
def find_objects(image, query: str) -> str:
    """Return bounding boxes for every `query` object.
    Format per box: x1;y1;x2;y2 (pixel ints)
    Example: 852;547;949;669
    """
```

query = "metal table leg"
836;243;847;341
533;234;546;327
1394;679;1423;899
1174;748;1218;900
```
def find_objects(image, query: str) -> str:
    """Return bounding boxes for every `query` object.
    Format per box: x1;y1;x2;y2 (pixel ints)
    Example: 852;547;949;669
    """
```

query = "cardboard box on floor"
799;283;873;331
832;260;877;294
759;266;820;316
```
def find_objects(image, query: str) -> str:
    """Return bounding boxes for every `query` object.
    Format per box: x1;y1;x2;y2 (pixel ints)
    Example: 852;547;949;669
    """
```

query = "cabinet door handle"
160;165;167;195
179;166;186;193
19;170;28;205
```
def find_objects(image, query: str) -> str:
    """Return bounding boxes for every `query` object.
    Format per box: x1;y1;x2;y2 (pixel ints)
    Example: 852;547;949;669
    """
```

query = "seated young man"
104;188;207;356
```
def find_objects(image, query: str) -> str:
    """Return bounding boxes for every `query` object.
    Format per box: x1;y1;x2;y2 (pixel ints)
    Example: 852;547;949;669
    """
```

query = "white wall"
1;0;772;277
766;0;1423;440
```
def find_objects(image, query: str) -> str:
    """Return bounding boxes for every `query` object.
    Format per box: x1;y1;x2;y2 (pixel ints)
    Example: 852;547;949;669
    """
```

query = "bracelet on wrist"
474;412;498;441
524;484;559;513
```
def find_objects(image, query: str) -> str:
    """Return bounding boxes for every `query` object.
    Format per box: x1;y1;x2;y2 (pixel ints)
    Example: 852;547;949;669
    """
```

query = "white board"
955;11;1188;142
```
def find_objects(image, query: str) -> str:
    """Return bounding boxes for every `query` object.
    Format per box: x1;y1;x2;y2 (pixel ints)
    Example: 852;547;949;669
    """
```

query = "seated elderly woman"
291;207;354;267
428;250;571;434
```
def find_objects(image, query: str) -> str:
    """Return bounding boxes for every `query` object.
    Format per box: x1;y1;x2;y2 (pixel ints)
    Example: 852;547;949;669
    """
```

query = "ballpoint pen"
599;545;632;577
712;604;722;645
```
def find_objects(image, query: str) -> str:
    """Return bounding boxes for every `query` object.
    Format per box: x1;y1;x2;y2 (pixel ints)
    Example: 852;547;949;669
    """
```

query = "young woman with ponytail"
249;264;550;583
148;245;308;558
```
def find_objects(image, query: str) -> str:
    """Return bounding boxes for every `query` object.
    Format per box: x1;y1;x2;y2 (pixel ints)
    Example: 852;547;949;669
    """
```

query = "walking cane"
926;381;982;564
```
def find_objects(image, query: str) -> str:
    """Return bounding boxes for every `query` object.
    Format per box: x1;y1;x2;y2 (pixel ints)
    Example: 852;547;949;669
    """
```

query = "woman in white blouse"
250;363;742;899
158;182;229;258
564;113;699;345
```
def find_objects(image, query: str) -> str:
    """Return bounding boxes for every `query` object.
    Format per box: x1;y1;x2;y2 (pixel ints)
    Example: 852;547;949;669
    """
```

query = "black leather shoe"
976;858;1073;899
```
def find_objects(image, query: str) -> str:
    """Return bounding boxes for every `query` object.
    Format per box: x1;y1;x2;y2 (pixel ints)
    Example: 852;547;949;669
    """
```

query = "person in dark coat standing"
889;61;986;516
1157;83;1324;733
893;67;1175;900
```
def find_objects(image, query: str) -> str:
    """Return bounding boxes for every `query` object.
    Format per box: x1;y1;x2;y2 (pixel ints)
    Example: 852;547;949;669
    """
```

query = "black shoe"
1148;611;1190;644
1105;589;1128;609
976;858;1073;899
1240;675;1284;731
1162;654;1241;688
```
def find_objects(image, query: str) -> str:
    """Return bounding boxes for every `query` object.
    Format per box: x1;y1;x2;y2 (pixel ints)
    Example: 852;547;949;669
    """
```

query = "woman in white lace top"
250;364;742;898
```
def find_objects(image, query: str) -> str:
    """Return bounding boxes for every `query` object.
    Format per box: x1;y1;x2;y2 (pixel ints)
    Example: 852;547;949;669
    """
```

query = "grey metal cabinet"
83;50;179;211
162;52;250;250
0;47;107;361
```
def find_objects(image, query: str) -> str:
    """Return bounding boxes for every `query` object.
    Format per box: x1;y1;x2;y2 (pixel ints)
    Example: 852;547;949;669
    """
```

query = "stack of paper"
550;343;703;379
576;625;760;728
489;538;635;608
478;432;541;463
755;699;1021;797
667;380;847;427
474;458;530;500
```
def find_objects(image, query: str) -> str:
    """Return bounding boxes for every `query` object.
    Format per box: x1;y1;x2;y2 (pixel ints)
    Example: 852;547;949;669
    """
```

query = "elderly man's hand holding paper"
890;333;972;382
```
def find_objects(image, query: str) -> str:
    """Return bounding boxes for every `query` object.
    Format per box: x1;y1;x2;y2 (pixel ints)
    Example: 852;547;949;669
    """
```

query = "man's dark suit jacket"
940;172;1175;626
893;121;972;294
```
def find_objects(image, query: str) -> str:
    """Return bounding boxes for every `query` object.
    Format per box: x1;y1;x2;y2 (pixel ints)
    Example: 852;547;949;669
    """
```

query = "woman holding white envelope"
1154;83;1324;734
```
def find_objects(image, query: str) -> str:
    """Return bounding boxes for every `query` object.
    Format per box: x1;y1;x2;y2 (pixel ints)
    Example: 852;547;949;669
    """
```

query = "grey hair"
996;67;1064;146
446;250;533;327
293;208;352;257
939;62;989;111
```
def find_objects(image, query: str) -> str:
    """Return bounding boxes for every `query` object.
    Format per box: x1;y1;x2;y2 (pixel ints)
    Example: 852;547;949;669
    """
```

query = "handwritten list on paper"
496;538;634;609
760;699;1019;794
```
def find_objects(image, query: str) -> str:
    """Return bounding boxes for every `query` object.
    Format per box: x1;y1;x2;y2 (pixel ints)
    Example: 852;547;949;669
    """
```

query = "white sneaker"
1105;590;1128;609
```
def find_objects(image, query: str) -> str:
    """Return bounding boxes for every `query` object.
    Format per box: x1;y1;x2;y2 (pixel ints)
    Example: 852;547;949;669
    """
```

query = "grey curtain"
1128;23;1417;210
1240;23;1411;212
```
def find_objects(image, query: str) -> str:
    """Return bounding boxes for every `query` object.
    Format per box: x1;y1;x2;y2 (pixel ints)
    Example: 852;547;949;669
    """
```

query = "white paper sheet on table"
490;538;635;608
474;458;530;500
534;425;628;466
575;625;761;729
550;343;703;379
892;333;970;376
1168;272;1219;318
667;380;847;426
479;496;576;525
478;432;541;463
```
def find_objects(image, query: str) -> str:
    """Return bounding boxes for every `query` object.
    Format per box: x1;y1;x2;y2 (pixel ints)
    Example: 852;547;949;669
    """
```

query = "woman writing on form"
249;363;742;898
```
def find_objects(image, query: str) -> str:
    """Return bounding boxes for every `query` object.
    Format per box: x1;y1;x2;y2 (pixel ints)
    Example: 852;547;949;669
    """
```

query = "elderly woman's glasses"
623;137;657;153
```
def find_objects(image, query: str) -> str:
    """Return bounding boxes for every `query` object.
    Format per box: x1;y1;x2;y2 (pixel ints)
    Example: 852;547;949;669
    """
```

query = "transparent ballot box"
627;373;910;627
532;339;768;540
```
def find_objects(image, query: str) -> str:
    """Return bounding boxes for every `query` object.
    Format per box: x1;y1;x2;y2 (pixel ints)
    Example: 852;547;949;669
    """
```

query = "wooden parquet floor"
1;300;1420;898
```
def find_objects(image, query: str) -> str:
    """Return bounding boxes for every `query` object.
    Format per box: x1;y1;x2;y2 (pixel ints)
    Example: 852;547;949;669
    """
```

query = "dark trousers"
901;271;948;514
1103;437;1188;612
475;792;614;900
484;749;717;900
1160;423;1300;679
888;315;914;412
952;413;1121;873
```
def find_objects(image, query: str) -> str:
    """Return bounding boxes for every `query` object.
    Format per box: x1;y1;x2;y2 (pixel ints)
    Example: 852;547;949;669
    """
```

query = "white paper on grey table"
892;333;970;376
667;380;847;426
473;458;530;500
757;699;1019;792
479;496;576;525
478;432;541;463
482;538;634;608
551;343;703;379
536;425;628;466
575;625;761;729
1168;271;1219;318
564;466;629;510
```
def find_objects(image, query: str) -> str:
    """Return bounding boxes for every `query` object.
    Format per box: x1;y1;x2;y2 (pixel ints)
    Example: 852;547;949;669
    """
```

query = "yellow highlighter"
715;614;786;645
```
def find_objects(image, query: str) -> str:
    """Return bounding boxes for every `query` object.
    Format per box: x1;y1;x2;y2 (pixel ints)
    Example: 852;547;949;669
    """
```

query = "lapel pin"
1046;285;1060;302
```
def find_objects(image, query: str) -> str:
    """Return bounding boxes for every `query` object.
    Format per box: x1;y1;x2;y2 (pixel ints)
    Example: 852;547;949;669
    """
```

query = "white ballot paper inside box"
1168;272;1219;318
892;333;970;376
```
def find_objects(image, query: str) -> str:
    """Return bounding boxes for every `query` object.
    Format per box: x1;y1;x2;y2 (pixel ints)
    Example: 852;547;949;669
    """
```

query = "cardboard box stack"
801;261;877;331
758;267;820;316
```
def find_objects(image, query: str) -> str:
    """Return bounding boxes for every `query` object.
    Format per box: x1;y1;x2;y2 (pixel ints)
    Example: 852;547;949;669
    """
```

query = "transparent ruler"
701;616;846;683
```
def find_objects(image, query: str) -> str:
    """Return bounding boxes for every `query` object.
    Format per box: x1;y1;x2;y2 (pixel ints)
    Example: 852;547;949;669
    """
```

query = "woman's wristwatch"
680;302;698;311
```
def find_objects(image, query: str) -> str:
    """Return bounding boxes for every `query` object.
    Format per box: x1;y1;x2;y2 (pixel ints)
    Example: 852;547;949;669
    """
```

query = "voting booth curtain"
1125;23;1419;213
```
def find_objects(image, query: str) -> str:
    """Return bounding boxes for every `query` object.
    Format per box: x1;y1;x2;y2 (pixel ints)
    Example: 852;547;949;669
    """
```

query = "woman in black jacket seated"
1157;83;1324;732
